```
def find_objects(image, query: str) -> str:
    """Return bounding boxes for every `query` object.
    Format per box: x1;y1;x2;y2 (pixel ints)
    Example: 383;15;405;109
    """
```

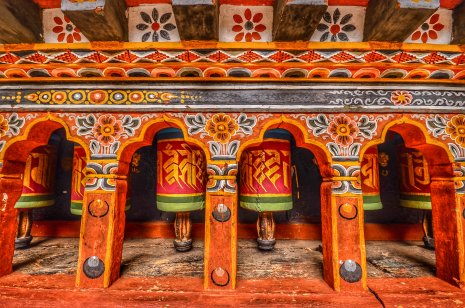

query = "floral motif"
206;114;239;144
391;91;413;105
410;13;444;43
75;114;141;158
52;15;83;43
232;8;266;42
185;113;256;160
136;8;176;42
316;8;355;42
92;115;124;147
445;115;465;147
328;115;360;146
0;115;9;138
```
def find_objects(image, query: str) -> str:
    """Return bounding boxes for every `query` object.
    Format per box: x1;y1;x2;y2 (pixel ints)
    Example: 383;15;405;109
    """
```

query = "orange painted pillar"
0;160;24;277
76;160;127;288
430;175;464;287
204;162;237;289
321;162;367;291
456;163;465;288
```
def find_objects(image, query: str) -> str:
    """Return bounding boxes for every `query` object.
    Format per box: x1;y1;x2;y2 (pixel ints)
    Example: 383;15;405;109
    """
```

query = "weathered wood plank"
172;0;218;41
451;1;465;44
0;0;43;43
363;0;439;42
61;0;127;41
273;0;327;42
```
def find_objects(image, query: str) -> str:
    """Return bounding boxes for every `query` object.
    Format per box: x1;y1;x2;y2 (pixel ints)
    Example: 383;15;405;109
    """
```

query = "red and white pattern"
219;5;273;42
42;9;89;43
405;9;452;44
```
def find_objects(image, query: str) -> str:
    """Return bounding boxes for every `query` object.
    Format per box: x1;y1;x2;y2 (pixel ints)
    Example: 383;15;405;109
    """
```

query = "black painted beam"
273;0;327;42
363;0;439;42
61;0;127;41
172;0;218;41
0;0;43;43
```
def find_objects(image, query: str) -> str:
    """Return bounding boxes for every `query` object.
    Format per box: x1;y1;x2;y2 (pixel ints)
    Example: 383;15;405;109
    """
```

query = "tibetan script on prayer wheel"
239;129;292;212
156;129;206;213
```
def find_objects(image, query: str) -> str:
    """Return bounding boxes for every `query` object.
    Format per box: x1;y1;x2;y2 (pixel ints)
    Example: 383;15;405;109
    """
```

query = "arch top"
237;116;333;178
1;114;90;164
360;116;455;178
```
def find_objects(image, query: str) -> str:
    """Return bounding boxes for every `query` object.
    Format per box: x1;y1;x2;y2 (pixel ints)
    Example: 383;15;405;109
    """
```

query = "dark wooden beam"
61;0;127;41
0;0;43;43
363;0;439;42
172;0;218;41
451;1;465;44
273;0;327;42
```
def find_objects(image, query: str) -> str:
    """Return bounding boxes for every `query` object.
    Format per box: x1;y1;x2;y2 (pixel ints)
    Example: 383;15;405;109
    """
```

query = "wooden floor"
3;238;462;307
12;238;436;279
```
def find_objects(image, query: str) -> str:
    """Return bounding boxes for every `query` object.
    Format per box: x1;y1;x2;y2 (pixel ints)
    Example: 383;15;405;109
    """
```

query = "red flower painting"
232;8;266;42
52;15;82;43
410;13;444;43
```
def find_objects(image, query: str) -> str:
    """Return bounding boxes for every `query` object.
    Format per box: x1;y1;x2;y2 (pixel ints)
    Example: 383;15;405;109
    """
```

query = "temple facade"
1;0;465;304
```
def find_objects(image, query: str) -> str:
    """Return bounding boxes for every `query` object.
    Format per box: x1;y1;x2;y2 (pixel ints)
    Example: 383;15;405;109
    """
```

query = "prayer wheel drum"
361;146;383;210
70;145;87;215
15;146;57;248
70;145;131;215
156;128;206;251
239;129;292;250
16;146;57;209
398;146;432;210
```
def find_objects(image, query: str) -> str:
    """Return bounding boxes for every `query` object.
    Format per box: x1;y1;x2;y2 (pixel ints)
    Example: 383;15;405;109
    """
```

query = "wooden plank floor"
3;238;465;306
12;238;436;279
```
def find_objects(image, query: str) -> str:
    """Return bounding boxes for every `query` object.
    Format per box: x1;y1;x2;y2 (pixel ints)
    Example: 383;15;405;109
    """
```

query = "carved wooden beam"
172;0;219;41
61;0;127;41
363;0;439;42
273;0;327;42
451;1;465;44
0;0;43;43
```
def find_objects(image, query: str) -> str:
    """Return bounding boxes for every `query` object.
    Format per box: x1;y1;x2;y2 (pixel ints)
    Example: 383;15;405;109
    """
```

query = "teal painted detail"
70;201;83;215
15;194;55;209
157;128;183;140
400;194;432;210
157;194;205;212
239;195;293;212
363;195;383;211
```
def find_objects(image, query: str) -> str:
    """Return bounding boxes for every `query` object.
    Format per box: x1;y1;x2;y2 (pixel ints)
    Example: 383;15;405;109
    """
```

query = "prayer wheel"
71;145;131;215
239;129;292;250
15;146;57;248
361;146;383;210
398;145;434;249
398;146;431;210
156;128;206;252
70;145;87;215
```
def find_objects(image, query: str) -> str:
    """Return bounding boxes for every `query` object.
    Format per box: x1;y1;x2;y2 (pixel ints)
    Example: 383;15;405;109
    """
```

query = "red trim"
440;0;463;9
328;0;369;6
31;0;462;10
220;0;274;5
31;220;424;241
32;0;60;9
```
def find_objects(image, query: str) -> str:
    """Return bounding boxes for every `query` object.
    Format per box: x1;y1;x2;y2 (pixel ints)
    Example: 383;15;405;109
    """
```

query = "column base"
257;238;276;251
173;238;193;252
15;236;33;249
423;236;435;250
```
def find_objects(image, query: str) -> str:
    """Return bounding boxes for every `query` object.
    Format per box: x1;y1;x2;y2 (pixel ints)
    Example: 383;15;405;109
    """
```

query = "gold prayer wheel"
15;146;57;249
239;129;292;250
398;146;431;210
156;128;206;252
361;146;383;210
